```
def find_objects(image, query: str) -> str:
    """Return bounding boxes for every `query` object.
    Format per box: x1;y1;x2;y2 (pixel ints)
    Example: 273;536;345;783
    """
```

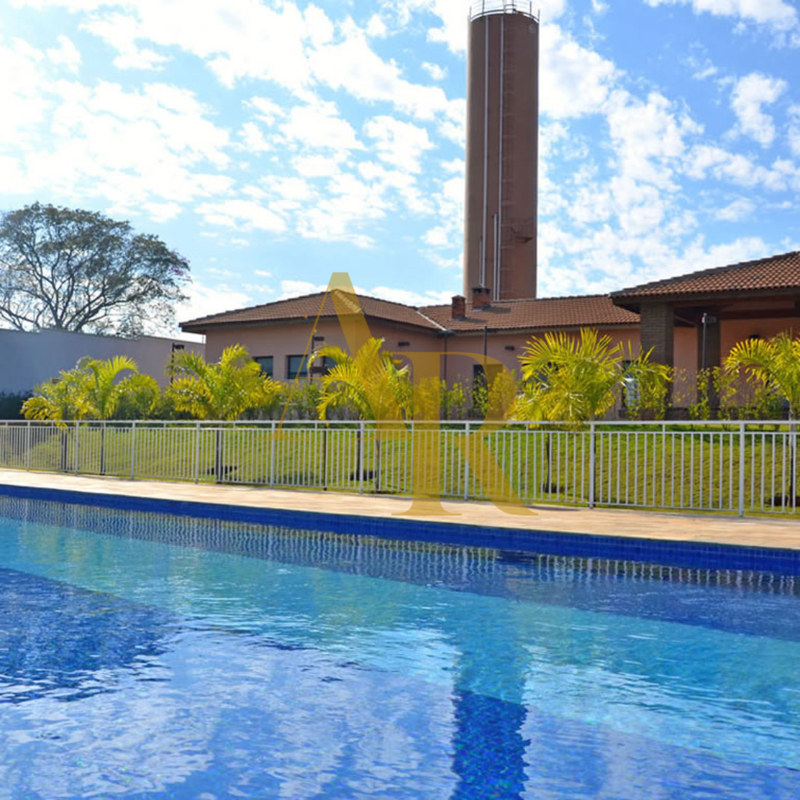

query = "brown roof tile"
182;290;640;335
612;250;800;302
181;290;445;333
421;294;639;332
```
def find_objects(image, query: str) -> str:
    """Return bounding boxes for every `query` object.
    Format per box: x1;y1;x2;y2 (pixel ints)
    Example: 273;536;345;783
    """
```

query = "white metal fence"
0;420;797;518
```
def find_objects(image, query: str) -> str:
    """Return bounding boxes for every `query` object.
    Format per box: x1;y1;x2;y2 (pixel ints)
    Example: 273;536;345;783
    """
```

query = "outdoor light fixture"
398;341;410;347
505;345;516;351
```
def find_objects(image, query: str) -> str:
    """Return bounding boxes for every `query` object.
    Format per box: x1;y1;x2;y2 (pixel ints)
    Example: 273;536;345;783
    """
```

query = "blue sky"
1;0;799;330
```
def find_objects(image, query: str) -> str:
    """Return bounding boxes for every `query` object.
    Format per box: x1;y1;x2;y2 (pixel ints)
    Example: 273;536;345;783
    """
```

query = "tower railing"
469;1;539;21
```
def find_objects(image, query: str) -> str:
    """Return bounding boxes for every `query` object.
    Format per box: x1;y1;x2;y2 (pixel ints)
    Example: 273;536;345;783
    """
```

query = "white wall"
0;328;205;393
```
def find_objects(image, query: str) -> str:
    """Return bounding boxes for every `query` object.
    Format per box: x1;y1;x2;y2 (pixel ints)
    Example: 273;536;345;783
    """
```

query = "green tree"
168;345;278;481
314;338;410;422
314;338;410;491
22;356;158;421
512;329;671;424
22;355;159;473
168;345;276;421
726;333;800;418
0;203;189;334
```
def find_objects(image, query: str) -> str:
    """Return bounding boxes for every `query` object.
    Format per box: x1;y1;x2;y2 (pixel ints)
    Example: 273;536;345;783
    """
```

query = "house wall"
721;317;797;356
443;327;641;385
203;319;443;381
0;328;204;394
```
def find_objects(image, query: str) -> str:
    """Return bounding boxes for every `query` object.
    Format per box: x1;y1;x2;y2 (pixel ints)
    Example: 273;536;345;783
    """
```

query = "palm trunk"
100;424;106;476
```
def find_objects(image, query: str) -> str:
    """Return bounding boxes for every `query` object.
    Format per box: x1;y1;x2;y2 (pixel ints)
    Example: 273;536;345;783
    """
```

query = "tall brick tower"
463;1;540;302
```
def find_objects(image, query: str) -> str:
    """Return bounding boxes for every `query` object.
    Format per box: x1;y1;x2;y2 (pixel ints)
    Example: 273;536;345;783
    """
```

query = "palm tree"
313;337;410;490
512;330;625;424
22;356;159;473
512;330;671;424
512;330;671;494
727;333;800;503
168;345;277;480
726;333;800;418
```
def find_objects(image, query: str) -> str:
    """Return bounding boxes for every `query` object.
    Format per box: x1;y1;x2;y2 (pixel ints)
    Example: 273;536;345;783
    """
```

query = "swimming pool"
1;492;799;799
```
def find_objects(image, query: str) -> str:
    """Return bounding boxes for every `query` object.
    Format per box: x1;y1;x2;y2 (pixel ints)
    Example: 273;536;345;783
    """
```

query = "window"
310;356;336;376
254;356;273;378
287;355;308;380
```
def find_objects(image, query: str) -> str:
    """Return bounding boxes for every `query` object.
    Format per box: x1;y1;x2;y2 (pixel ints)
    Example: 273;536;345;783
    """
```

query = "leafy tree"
726;333;800;418
0;203;189;335
168;345;276;421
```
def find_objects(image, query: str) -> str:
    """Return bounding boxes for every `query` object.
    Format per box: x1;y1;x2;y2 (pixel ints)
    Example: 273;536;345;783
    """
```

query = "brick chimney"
451;295;466;319
471;285;491;310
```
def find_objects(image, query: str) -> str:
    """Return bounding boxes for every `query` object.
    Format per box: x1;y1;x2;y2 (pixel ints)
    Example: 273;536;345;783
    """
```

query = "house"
180;250;800;414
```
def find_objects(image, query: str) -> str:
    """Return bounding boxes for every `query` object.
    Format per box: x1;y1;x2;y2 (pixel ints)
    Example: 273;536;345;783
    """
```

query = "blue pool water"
1;495;800;799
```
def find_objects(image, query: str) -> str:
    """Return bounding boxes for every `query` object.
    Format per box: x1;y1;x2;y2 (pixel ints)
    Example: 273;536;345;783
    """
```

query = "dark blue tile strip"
2;482;799;576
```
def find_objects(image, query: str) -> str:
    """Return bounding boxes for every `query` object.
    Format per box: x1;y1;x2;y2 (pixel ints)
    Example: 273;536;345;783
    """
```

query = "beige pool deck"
1;468;799;551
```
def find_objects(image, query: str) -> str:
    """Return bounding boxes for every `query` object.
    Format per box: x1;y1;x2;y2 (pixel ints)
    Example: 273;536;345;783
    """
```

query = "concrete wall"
0;329;204;394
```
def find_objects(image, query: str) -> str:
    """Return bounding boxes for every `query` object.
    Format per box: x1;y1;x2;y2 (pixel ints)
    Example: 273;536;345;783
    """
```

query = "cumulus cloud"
715;197;756;221
643;0;799;36
729;72;787;147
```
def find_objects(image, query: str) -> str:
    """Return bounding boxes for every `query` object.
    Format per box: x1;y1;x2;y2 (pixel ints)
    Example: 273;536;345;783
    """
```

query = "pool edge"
2;480;800;576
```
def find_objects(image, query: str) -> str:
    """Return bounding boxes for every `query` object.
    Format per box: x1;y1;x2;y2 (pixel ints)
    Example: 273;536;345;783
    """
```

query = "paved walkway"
1;468;798;550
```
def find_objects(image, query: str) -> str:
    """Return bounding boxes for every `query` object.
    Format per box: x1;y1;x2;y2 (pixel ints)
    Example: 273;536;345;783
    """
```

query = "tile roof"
612;250;800;303
182;289;640;335
421;294;639;332
181;290;445;333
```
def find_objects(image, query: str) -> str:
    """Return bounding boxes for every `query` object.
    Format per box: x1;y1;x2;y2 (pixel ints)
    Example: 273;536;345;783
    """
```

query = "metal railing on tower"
469;1;539;21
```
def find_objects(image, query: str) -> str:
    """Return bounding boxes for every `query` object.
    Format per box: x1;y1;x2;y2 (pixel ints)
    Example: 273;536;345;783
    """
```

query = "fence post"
359;421;365;494
130;422;137;480
738;421;746;518
463;422;471;500
25;421;31;471
194;423;201;484
269;421;276;489
588;422;596;509
74;422;80;475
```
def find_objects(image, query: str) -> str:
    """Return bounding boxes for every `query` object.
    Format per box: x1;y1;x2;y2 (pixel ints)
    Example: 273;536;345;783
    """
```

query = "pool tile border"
2;482;800;576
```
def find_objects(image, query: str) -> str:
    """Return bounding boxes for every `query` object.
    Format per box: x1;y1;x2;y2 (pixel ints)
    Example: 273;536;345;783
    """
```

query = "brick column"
698;313;721;412
639;302;674;367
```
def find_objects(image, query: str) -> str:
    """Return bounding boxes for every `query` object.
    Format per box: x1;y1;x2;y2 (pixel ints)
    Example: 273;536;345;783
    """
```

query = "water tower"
463;1;540;302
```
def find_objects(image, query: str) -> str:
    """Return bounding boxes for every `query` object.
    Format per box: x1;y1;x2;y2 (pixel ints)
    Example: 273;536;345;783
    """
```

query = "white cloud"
715;197;755;221
644;0;799;35
82;12;170;70
197;199;286;233
729;72;787;147
788;105;800;157
421;61;447;81
363;115;433;172
46;35;81;72
540;24;619;119
278;279;450;307
239;121;271;153
177;280;251;326
280;98;363;153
